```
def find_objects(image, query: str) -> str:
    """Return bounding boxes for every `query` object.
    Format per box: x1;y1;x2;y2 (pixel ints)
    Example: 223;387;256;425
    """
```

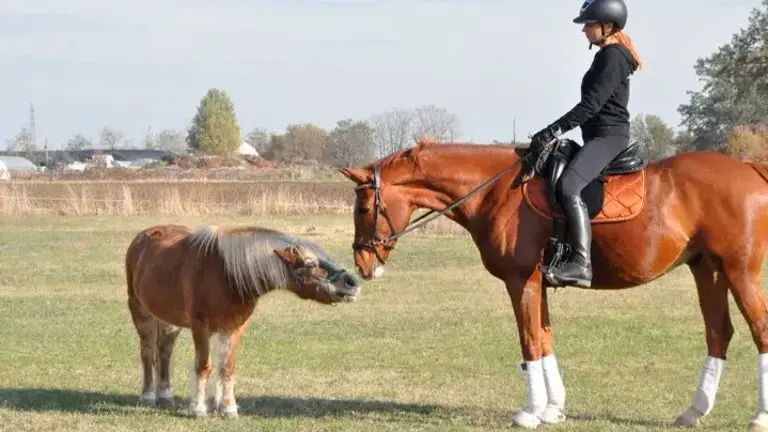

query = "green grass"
0;214;763;431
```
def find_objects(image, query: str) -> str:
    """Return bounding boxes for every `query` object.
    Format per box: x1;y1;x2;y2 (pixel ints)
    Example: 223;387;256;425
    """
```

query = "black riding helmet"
573;0;628;30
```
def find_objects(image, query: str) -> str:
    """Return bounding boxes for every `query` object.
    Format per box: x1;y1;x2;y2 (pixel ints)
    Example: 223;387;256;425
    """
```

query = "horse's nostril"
344;274;359;288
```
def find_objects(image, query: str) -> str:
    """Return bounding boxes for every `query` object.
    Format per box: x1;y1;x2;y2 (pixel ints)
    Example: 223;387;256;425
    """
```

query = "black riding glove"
530;124;564;153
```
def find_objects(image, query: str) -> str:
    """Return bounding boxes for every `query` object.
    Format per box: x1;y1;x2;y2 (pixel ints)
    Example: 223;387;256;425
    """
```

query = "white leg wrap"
760;353;768;412
540;354;567;424
692;356;725;415
512;359;547;429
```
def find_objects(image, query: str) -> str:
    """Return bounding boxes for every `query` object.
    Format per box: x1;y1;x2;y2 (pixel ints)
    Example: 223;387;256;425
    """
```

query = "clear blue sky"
0;0;762;149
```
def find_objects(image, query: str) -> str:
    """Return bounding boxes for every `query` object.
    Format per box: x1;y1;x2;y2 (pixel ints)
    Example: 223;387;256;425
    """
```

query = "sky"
0;0;762;149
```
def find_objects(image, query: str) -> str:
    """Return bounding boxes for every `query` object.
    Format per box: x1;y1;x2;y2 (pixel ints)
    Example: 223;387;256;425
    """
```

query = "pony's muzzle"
343;273;359;289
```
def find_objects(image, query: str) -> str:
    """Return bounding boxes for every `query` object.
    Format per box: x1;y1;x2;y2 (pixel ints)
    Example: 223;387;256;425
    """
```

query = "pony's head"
339;138;435;280
274;244;361;304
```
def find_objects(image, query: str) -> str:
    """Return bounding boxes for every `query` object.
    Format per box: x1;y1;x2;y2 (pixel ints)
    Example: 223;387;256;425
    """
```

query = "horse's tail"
125;231;150;298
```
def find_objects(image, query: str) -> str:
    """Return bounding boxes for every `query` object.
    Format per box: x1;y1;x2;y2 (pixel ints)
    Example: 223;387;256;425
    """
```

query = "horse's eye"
358;205;370;214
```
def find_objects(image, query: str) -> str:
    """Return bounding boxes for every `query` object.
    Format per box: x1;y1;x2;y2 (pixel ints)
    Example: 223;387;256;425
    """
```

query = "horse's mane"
187;225;332;299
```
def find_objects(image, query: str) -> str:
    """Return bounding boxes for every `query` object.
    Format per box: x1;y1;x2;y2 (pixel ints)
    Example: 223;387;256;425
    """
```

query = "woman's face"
582;22;612;44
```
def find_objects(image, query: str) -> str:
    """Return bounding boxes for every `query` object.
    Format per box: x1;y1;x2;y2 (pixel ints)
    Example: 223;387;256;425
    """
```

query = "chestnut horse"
339;138;768;431
125;223;360;418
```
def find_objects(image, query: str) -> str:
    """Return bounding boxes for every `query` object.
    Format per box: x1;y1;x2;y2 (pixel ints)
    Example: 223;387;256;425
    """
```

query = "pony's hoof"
674;407;702;427
138;393;156;406
511;409;541;429
184;404;208;418
540;405;566;424
748;412;768;432
219;409;239;419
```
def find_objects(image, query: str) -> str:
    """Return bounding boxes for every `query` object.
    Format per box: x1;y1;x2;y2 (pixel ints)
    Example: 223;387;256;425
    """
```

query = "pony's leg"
506;270;547;429
720;256;768;432
155;320;182;407
539;287;566;425
213;323;248;418
127;296;158;405
675;261;732;427
186;325;212;417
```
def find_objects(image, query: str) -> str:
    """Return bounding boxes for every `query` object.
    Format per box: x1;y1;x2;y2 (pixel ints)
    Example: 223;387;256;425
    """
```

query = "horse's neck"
402;145;521;225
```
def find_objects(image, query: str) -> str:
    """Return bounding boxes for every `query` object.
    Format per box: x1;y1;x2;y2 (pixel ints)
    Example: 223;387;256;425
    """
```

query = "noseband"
351;152;534;265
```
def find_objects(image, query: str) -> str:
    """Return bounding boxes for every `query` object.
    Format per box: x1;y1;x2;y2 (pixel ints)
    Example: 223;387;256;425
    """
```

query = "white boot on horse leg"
674;356;725;427
748;354;768;432
512;359;548;429
214;333;239;418
540;354;567;424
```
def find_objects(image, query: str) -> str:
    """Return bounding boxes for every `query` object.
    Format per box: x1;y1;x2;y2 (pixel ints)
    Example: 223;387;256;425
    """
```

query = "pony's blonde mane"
187;225;331;299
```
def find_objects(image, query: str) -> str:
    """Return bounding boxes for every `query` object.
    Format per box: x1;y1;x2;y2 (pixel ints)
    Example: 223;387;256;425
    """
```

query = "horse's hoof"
674;407;702;427
512;409;541;429
184;404;208;418
138;393;156;406
540;405;566;424
748;412;768;432
219;409;239;419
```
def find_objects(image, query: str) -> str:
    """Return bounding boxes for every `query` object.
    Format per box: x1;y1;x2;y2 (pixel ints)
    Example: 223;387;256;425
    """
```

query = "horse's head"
273;244;361;304
339;163;418;280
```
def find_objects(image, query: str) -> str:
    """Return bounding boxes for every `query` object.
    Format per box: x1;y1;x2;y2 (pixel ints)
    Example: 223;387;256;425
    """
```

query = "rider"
529;0;642;288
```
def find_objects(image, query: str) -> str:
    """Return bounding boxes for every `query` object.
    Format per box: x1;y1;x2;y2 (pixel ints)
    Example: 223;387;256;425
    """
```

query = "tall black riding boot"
550;194;593;288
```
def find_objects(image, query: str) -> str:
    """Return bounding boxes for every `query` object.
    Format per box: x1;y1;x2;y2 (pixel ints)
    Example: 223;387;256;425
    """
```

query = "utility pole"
29;103;37;150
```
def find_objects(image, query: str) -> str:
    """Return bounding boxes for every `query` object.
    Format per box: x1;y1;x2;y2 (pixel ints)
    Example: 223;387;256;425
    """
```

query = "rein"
352;150;535;264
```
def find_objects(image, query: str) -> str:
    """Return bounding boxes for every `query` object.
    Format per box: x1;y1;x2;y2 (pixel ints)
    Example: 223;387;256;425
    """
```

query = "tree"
370;108;415;156
155;129;187;153
412;104;461;143
725;124;768;161
630;114;678;160
5;128;34;154
187;88;242;156
245;127;272;155
66;134;92;150
264;123;329;162
327;119;376;167
99;127;124;150
677;0;768;149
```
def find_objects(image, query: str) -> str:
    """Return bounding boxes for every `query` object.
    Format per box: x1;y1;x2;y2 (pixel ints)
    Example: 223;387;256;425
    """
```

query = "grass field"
0;213;764;431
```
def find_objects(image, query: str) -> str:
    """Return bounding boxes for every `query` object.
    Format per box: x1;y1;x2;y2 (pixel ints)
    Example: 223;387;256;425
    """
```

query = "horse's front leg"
212;322;249;418
539;287;566;424
506;269;549;429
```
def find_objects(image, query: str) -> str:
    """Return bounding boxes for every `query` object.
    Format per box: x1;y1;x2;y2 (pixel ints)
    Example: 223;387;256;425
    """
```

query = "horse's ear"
273;248;296;265
339;167;370;184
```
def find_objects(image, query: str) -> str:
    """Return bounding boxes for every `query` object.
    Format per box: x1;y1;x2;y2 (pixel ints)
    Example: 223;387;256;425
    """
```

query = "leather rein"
351;150;535;264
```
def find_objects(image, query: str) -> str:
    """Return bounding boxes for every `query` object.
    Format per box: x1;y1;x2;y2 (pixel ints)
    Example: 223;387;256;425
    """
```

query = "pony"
125;223;361;418
338;137;768;431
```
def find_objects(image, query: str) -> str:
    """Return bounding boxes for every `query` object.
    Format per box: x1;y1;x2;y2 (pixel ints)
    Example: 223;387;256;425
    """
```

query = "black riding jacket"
551;43;638;141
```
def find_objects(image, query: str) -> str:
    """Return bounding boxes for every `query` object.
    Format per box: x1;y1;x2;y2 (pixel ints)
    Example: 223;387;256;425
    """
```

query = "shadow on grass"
568;412;673;428
0;388;443;419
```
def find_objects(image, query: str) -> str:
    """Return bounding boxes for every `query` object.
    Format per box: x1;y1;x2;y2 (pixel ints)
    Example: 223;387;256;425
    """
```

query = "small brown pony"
339;137;768;431
125;223;360;418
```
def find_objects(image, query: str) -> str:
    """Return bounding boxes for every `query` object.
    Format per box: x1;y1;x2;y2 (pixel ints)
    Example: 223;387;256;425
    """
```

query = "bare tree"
99;127;124;150
370;108;415;157
412;104;461;143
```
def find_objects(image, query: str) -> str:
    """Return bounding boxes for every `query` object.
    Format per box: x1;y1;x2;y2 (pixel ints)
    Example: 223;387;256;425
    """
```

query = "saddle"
521;138;648;287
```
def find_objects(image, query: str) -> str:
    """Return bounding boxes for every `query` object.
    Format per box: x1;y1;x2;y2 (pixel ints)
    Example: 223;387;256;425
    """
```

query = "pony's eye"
358;205;370;214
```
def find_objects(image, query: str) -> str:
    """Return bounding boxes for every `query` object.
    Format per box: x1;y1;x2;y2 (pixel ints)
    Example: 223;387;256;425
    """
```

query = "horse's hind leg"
155;320;181;407
212;321;249;418
186;325;213;417
127;296;158;405
719;253;768;432
675;260;732;427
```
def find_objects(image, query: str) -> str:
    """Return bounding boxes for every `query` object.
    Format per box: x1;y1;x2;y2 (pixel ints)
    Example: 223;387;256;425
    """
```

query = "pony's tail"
612;30;643;70
125;232;148;298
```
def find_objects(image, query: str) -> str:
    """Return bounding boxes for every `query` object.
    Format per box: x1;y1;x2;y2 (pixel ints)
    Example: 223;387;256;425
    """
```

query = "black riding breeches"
557;135;630;199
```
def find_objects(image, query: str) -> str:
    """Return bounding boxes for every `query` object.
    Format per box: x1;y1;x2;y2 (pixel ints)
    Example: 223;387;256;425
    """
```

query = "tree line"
5;0;767;165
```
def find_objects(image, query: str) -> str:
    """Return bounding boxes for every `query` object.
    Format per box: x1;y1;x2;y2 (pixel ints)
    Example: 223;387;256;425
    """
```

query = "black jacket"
550;43;638;141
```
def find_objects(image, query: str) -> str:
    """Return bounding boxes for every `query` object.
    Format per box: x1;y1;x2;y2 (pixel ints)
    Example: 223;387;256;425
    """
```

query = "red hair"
611;30;643;70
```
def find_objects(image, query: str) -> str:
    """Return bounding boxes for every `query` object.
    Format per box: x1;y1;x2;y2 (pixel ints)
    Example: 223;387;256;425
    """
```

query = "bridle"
351;151;534;264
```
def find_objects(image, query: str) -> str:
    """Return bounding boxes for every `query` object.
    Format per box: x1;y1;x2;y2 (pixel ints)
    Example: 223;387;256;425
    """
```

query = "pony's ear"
273;248;296;265
338;167;371;184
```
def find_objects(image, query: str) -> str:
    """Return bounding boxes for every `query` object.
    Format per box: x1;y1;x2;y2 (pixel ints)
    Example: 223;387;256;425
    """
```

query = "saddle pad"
522;170;646;224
